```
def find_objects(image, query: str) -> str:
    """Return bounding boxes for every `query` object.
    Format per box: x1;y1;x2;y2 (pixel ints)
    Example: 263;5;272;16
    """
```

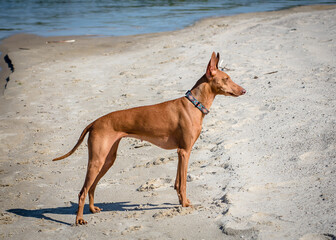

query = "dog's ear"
206;52;218;79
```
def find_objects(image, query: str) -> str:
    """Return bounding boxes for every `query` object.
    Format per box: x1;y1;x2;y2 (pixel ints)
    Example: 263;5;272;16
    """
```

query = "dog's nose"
241;89;246;95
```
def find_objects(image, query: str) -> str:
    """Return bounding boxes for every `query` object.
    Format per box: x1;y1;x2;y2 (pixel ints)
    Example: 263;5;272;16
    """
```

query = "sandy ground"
0;5;335;240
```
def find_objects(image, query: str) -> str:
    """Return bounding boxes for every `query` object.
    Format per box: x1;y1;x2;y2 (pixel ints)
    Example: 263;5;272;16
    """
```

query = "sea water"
0;0;334;40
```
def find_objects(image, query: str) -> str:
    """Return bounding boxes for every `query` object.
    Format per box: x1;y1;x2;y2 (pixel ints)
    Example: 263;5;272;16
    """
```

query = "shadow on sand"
7;201;177;226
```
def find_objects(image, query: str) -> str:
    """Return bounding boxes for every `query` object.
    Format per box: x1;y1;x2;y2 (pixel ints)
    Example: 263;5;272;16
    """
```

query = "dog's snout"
241;88;246;95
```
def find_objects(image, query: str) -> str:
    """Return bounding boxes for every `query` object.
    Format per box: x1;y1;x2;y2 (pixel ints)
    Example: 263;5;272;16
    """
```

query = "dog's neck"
190;75;216;111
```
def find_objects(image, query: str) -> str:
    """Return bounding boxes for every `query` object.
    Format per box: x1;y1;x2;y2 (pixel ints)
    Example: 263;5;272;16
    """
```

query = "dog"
53;52;246;225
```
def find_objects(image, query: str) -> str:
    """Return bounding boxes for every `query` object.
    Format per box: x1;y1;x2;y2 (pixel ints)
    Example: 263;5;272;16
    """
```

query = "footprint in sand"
133;156;176;169
152;206;196;219
0;213;15;224
121;225;142;235
136;178;172;192
299;233;336;240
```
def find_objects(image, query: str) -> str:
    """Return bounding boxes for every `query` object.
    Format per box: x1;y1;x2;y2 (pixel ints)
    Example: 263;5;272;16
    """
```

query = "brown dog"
53;52;246;225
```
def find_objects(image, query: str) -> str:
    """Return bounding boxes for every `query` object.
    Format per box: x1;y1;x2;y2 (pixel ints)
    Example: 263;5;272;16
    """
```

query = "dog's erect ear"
206;52;219;79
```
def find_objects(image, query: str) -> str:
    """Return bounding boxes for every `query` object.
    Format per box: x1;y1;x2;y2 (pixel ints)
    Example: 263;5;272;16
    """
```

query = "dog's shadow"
7;201;176;226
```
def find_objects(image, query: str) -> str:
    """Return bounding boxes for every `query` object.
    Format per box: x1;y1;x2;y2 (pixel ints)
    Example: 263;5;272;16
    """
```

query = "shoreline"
0;5;335;240
1;4;335;93
0;2;334;40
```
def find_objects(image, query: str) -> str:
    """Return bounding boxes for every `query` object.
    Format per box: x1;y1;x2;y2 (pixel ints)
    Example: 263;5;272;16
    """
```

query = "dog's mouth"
221;87;245;97
221;88;237;97
225;89;246;97
226;92;239;97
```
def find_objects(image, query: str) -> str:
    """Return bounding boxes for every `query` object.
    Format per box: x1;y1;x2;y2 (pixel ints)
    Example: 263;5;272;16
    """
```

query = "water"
0;0;335;40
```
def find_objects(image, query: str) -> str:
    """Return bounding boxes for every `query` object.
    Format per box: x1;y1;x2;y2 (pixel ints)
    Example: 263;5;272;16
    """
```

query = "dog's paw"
181;198;191;207
90;206;101;213
76;218;88;225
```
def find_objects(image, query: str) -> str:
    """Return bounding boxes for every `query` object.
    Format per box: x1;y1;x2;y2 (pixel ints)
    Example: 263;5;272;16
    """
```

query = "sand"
0;5;335;240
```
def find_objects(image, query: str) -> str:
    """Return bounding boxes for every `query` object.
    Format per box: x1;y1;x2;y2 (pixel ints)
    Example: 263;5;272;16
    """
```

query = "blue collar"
185;90;209;115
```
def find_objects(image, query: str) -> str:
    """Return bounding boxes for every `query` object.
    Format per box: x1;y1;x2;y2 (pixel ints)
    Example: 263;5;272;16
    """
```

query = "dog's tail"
52;122;94;161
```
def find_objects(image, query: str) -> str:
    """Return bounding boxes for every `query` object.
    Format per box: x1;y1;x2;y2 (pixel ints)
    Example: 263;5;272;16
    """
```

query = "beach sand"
0;5;335;240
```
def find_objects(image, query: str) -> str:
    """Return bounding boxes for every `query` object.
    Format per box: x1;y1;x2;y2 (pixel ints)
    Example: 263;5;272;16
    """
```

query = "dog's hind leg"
75;133;118;225
88;138;121;214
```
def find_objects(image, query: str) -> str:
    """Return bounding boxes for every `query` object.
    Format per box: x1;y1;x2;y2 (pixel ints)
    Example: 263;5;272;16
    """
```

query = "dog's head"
206;52;246;97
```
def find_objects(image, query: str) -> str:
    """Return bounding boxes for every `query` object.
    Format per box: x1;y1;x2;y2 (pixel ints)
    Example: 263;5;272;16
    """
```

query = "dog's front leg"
176;148;191;207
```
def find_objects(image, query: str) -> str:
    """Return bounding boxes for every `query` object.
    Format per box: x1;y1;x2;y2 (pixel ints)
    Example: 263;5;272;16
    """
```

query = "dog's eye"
222;78;228;82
